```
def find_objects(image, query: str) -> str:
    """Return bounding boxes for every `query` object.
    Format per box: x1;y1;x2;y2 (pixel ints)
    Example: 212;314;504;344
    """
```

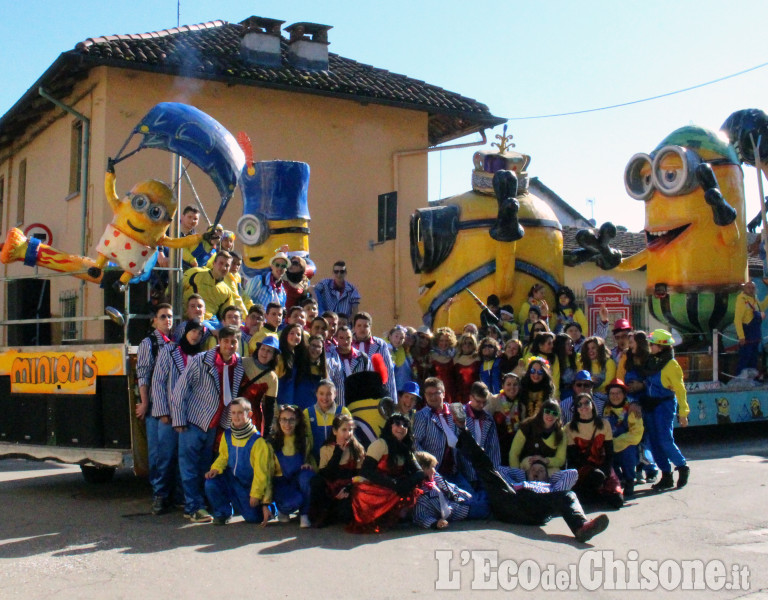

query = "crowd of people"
135;212;692;543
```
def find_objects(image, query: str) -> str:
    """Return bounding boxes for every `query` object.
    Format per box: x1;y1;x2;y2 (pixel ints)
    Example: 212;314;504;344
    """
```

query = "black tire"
80;465;116;484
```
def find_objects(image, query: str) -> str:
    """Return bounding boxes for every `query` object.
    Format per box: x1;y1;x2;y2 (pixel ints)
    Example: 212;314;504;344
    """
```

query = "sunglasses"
574;382;592;387
577;402;592;408
274;263;288;269
529;368;544;375
542;408;560;417
334;269;347;274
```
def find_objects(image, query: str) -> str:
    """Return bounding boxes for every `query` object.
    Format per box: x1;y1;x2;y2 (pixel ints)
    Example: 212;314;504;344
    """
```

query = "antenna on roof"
177;0;180;27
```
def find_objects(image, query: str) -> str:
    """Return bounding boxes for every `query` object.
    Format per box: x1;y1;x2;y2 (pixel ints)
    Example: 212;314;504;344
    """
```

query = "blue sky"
1;0;767;229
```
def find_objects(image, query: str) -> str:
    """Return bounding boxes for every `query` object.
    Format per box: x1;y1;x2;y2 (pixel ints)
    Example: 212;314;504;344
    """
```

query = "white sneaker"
277;511;290;523
300;515;311;528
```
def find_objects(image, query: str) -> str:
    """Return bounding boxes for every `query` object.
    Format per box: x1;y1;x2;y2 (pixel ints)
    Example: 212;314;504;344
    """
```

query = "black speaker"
100;376;131;448
53;395;103;447
0;379;49;445
6;278;51;346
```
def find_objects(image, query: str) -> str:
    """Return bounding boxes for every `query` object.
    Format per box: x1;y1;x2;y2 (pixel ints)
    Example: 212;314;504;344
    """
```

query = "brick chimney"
239;16;285;68
284;22;332;71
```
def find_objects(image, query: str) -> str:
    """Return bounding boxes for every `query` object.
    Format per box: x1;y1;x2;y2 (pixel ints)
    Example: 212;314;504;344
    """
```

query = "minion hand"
106;157;116;175
490;170;524;242
696;163;736;226
573;222;622;270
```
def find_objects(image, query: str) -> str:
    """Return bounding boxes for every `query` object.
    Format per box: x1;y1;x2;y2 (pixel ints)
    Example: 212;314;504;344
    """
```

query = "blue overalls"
205;430;267;523
273;447;314;516
307;404;343;462
643;368;686;473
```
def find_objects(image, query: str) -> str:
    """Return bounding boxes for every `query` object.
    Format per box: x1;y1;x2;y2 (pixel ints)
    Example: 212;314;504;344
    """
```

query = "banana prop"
1;171;203;286
411;136;563;330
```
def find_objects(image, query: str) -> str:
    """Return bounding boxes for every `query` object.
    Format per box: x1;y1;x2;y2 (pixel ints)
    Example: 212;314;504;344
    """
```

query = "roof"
529;177;592;228
0;17;505;151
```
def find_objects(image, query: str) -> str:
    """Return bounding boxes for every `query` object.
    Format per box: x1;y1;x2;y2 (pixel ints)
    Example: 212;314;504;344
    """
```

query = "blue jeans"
613;445;639;482
447;472;491;520
151;419;183;502
643;399;686;473
145;416;160;493
273;469;314;516
205;470;267;523
178;425;218;514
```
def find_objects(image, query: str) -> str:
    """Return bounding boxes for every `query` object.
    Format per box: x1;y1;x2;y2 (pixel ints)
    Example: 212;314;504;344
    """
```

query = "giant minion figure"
619;126;747;336
411;134;564;330
237;160;315;283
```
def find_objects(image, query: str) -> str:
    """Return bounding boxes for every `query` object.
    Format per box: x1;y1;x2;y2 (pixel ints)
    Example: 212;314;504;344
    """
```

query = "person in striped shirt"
171;326;245;523
313;260;361;317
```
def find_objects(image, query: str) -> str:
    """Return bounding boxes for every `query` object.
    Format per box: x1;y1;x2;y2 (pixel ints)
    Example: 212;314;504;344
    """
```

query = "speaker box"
53;395;103;447
100;376;131;448
0;377;49;445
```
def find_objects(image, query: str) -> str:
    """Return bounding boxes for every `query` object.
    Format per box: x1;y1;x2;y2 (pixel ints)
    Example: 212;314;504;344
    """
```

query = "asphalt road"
1;426;767;599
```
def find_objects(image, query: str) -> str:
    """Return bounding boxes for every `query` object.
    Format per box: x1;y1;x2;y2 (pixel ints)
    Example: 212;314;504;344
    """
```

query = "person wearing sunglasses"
508;398;566;477
558;369;595;418
313;260;361;318
244;250;289;310
519;356;555;418
566;394;624;509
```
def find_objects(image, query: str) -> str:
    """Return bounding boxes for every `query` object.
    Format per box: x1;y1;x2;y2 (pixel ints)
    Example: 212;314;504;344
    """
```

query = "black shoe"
212;515;230;526
652;471;674;492
151;496;168;515
87;266;102;278
574;514;609;543
606;492;624;509
676;465;690;488
623;481;635;499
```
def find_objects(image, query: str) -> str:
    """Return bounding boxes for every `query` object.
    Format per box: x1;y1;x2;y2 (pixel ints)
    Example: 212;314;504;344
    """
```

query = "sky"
1;0;767;231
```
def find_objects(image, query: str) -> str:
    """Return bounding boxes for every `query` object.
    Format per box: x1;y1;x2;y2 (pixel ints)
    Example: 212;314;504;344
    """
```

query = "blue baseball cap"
399;381;421;398
257;335;280;353
574;370;593;383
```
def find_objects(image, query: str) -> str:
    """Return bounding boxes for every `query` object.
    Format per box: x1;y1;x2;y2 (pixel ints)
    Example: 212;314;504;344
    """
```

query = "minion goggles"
624;145;739;201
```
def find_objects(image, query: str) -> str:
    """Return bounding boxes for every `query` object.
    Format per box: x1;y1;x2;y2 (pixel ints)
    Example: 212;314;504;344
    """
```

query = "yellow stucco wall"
0;66;430;342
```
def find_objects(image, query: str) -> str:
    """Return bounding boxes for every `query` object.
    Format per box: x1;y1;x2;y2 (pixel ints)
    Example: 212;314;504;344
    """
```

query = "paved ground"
1;426;767;599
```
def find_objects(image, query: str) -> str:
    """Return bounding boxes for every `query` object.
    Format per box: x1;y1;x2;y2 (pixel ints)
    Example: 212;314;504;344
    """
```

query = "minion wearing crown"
410;128;563;330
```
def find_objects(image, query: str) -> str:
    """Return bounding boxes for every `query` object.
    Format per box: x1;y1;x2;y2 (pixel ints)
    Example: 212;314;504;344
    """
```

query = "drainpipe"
38;87;90;324
390;130;489;320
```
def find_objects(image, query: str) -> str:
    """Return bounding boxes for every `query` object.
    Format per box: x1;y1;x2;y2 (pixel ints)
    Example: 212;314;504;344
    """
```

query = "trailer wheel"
80;465;116;484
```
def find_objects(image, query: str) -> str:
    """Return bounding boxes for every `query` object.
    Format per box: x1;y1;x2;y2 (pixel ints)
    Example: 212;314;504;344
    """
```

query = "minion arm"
104;171;121;212
158;233;204;249
616;249;648;272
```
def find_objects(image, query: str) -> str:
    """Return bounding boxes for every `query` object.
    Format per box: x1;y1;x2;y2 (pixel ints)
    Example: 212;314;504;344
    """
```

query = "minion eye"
147;204;168;222
236;213;269;246
131;194;150;212
624;153;654;201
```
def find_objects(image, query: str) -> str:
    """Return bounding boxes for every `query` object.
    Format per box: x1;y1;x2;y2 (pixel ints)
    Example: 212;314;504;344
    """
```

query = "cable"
508;61;768;121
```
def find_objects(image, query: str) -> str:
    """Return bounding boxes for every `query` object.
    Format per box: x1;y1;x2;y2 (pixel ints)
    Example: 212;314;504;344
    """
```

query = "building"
0;16;504;343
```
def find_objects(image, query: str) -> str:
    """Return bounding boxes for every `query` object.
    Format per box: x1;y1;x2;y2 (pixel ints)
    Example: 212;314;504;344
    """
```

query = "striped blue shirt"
313;278;361;317
136;330;169;389
413;406;458;472
244;271;287;309
170;348;244;431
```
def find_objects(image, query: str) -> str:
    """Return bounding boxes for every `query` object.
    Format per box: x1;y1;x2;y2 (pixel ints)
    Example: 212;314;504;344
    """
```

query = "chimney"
284;22;332;71
239;16;285;68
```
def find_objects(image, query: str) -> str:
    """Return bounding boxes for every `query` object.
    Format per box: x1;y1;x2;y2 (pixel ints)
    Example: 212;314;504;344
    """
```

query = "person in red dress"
453;333;480;405
348;414;425;533
429;327;457;404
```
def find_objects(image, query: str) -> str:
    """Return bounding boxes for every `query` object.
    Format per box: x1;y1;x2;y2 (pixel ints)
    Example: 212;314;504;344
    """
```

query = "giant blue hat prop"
239;160;311;221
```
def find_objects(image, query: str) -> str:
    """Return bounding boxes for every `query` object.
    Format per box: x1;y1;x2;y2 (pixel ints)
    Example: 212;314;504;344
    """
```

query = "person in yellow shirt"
576;336;616;413
603;379;643;499
303;379;352;463
204;398;274;525
734;280;768;375
639;329;689;492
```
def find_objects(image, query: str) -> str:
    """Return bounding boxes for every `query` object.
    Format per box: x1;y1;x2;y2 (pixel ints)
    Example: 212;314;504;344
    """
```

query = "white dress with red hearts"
95;224;154;275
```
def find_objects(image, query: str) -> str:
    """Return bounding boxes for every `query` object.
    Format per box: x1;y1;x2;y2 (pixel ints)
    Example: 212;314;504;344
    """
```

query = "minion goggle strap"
236;213;310;246
624;145;739;201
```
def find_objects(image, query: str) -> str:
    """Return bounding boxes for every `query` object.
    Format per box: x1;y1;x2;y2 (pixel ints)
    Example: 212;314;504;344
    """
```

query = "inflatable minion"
619;125;747;336
410;135;563;330
237;160;315;282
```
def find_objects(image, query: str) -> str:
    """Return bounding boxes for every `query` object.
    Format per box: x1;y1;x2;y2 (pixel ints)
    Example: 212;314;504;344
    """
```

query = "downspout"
38;87;90;324
390;129;488;320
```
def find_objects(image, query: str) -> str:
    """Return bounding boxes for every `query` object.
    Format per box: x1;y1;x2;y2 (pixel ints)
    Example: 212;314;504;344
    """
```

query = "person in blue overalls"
734;281;768;376
304;379;352;463
204;398;275;525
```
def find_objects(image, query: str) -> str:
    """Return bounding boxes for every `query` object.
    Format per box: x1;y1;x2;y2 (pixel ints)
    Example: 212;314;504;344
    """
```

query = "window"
377;191;397;243
69;120;83;195
59;290;79;341
16;159;26;225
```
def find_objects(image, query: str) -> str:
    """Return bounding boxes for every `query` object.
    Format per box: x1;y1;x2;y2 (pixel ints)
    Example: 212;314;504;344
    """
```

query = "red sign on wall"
583;276;632;335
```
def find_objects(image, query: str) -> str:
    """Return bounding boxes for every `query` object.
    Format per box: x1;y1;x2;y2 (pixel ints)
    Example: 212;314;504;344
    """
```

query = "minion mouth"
645;224;690;251
247;256;264;264
127;220;145;233
419;281;435;296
